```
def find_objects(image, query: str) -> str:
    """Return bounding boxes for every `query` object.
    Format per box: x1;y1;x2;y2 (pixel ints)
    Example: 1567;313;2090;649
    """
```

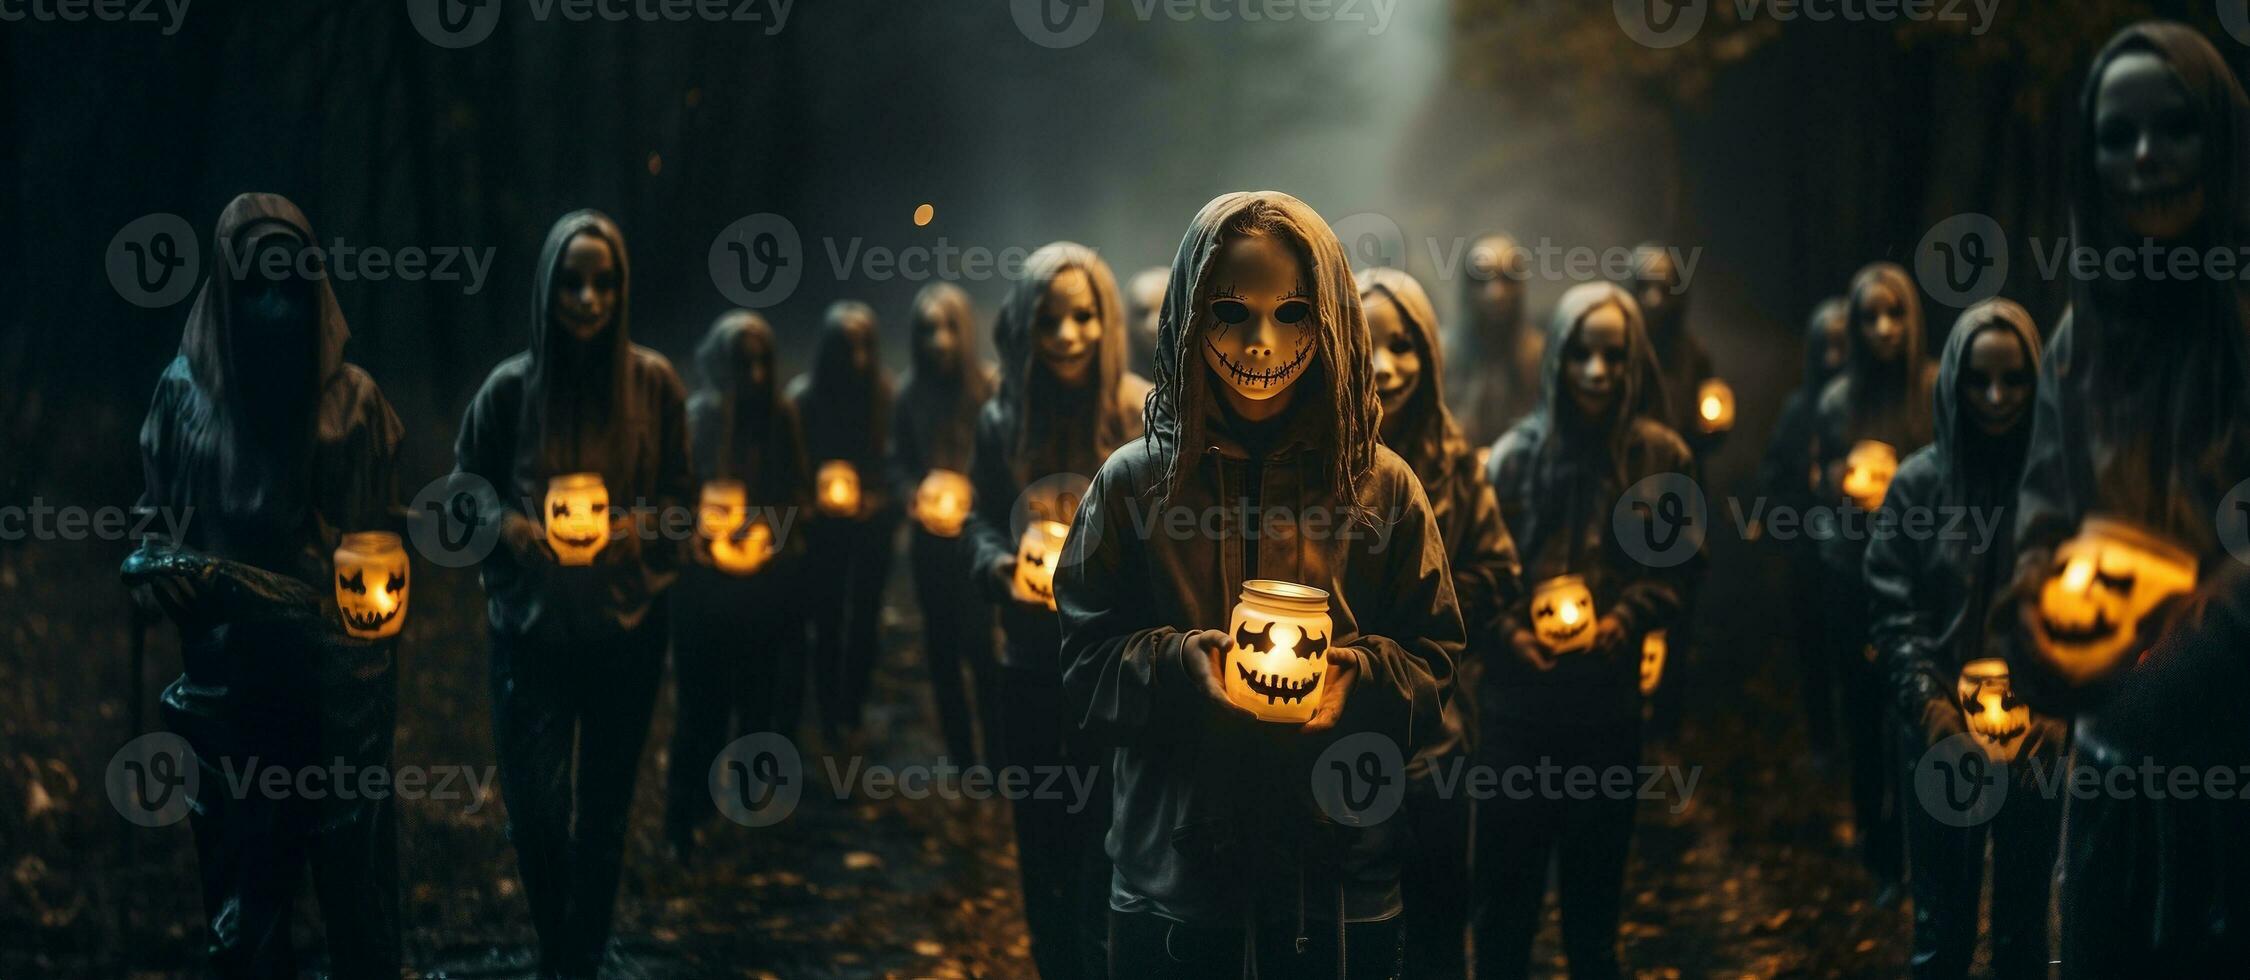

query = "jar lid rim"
1241;579;1330;603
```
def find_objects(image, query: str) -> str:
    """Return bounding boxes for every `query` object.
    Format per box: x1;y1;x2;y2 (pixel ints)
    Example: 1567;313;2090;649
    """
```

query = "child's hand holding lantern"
1300;646;1362;734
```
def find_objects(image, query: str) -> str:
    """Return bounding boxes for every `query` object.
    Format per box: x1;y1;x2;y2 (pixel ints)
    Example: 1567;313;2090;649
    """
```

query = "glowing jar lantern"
1694;378;1737;434
1531;575;1597;655
1639;629;1667;697
816;460;861;518
915;469;973;538
698;479;775;576
1221;580;1336;724
1956;658;2030;763
1839;440;1899;511
544;472;610;566
333;531;408;640
2035;516;2197;686
1013;520;1070;611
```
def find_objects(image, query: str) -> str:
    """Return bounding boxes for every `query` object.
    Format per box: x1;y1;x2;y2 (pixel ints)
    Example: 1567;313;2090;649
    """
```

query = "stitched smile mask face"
1201;232;1316;406
2095;50;2206;243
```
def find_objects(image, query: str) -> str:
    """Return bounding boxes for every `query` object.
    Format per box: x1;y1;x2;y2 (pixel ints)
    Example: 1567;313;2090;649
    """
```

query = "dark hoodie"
1759;298;1847;516
2012;21;2250;598
1360;267;1523;778
966;243;1147;669
138;193;404;589
1631;243;1720;457
889;283;994;503
455;210;691;643
688;310;810;526
1815;261;1938;576
1056;192;1462;925
1483;282;1698;728
1865;300;2041;726
787;301;897;519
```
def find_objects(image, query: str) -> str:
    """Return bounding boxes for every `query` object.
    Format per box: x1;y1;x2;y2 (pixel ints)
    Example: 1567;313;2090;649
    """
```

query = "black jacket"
454;211;692;643
1865;301;2041;728
1056;192;1461;925
1484;282;1698;728
1815;262;1938;578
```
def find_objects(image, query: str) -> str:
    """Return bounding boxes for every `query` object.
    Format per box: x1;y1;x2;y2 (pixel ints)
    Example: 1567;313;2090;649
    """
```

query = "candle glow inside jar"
915;469;973;538
544;472;610;566
816;460;861;518
1013;520;1069;611
1695;378;1736;434
1221;580;1336;724
333;530;408;640
1530;574;1597;655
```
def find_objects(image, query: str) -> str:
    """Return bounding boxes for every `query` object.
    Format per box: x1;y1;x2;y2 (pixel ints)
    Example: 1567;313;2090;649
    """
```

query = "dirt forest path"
2;526;1914;978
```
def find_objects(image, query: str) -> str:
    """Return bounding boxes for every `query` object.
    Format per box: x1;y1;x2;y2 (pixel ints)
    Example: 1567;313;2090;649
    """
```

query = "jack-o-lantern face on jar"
1639;630;1667;697
816;460;861;518
699;480;774;576
1531;575;1596;654
544;473;610;566
2036;516;2197;686
1221;580;1335;724
1840;440;1898;511
915;469;973;538
1013;520;1069;610
1956;658;2029;763
334;531;408;639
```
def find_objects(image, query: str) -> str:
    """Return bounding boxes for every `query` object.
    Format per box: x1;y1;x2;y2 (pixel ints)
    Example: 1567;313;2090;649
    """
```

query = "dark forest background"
3;0;2245;504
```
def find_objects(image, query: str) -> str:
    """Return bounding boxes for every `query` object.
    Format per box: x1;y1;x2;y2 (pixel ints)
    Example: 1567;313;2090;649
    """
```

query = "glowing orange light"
913;203;935;227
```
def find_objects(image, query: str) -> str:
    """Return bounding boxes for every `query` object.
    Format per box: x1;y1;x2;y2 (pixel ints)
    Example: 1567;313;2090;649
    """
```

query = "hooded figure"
664;311;811;858
1127;265;1169;379
1448;232;1542;445
787;300;898;739
960;243;1142;980
887;282;1001;767
2005;23;2250;974
127;192;404;978
454;209;691;977
1627;244;1719;447
1760;297;1850;752
1358;266;1523;979
1477;280;1696;980
1812;259;1936;894
1057;192;1461;976
1864;300;2061;979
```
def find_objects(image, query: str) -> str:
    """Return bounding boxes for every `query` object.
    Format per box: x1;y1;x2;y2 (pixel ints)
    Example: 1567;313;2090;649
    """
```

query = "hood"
692;308;778;407
2067;22;2250;420
1449;232;1528;370
529;209;631;386
181;192;350;425
1631;242;1688;347
1932;298;2042;465
1802;295;1847;396
795;300;891;461
993;242;1131;479
1535;281;1660;445
909;281;987;389
1356;266;1469;486
1146;191;1380;509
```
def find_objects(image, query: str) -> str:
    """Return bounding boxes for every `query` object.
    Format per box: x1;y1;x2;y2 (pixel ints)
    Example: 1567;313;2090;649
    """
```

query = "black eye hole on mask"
1211;300;1250;325
1274;301;1311;325
2094;570;2136;593
1387;337;1415;356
